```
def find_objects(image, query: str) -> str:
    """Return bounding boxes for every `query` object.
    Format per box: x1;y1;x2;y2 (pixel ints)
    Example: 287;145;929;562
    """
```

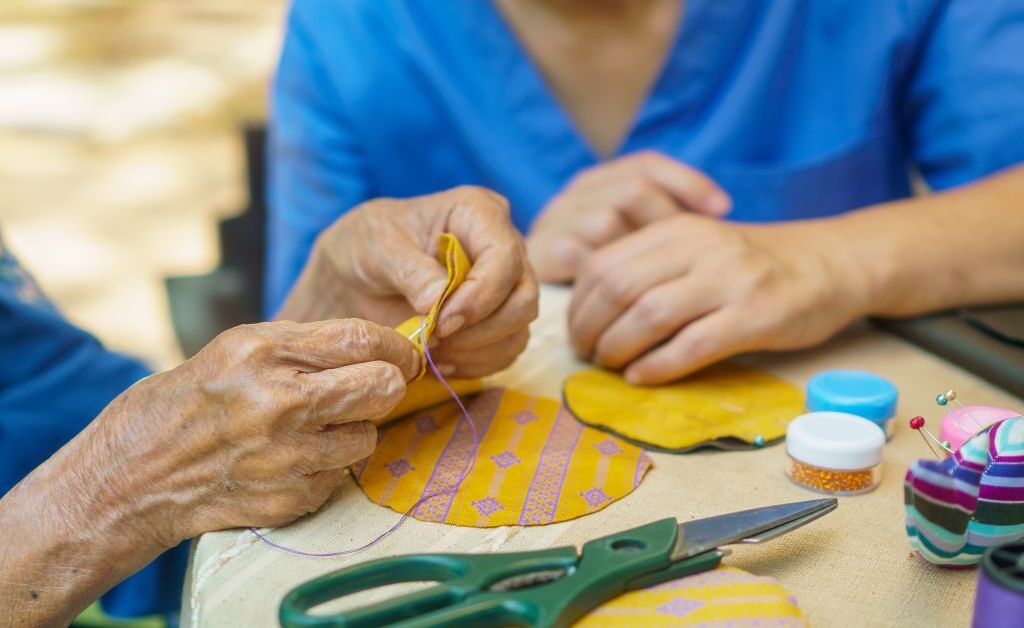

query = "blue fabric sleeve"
265;0;374;316
0;253;187;618
903;0;1024;189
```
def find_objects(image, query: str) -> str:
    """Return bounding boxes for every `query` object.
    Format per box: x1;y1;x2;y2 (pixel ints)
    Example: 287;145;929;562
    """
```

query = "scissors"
279;497;836;628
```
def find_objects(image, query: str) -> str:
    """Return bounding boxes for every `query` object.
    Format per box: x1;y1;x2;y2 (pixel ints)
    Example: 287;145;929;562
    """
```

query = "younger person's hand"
527;151;731;283
568;214;868;384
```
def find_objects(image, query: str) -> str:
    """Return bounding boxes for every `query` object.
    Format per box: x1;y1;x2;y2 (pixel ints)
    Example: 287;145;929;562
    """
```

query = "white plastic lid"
786;411;885;470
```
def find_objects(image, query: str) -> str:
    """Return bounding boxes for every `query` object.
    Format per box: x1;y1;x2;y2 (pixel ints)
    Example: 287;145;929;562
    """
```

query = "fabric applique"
574;566;806;627
905;415;1024;566
563;363;804;452
388;233;484;421
354;388;653;527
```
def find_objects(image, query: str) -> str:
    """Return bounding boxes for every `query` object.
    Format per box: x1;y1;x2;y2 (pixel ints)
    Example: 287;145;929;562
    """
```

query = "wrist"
0;426;170;625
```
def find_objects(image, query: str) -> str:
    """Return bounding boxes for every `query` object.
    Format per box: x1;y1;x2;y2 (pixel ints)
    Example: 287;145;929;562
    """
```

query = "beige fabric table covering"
183;286;1022;627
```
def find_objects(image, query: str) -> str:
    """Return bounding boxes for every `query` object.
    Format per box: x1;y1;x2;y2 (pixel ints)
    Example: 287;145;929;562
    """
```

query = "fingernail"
438;314;465;337
436;363;456;377
707;193;732;215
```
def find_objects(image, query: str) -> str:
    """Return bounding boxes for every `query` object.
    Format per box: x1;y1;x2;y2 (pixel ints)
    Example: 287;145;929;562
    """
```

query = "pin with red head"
909;415;952;459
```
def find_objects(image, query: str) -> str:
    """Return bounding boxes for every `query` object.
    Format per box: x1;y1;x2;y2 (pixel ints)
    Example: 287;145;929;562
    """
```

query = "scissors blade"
670;498;837;561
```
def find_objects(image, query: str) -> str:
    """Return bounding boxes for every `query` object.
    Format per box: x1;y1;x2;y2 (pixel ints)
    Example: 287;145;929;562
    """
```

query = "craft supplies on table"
905;414;1024;566
940;405;1018;451
563;363;803;452
786;411;885;495
974;541;1024;627
278;499;835;627
806;369;898;437
353;388;652;527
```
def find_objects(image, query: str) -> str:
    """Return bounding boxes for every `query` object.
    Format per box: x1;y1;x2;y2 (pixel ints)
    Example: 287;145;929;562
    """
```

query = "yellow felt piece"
385;376;485;422
563;363;804;451
354;388;653;527
575;566;805;627
389;232;482;420
394;232;471;358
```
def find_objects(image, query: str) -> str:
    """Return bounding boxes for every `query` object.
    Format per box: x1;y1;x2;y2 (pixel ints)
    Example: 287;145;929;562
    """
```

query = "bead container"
806;369;898;438
786;411;885;496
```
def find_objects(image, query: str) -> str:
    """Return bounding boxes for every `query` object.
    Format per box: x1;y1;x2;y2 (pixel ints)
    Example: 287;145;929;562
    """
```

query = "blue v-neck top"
266;0;1024;313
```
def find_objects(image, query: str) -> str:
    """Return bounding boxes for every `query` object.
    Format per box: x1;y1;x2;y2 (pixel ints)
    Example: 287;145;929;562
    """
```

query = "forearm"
775;165;1024;319
0;423;168;627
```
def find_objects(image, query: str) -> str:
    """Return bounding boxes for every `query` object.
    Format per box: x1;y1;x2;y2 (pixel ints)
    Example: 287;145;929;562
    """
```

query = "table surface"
182;286;1023;627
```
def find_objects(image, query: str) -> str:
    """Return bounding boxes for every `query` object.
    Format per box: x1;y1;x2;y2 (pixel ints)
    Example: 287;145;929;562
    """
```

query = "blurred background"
0;0;285;370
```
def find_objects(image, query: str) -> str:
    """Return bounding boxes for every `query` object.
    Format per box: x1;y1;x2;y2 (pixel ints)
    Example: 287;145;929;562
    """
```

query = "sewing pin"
909;416;952;459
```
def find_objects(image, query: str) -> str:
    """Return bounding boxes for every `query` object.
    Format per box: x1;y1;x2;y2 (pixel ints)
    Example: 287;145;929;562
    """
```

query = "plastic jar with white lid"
786;411;886;495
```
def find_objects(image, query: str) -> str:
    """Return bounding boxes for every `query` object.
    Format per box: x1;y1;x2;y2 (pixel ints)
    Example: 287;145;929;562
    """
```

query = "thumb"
388;245;449;314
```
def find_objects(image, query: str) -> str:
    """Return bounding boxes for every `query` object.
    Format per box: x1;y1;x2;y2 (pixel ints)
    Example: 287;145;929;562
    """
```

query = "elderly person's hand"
527;152;732;283
567;213;868;385
0;318;419;626
279;186;538;379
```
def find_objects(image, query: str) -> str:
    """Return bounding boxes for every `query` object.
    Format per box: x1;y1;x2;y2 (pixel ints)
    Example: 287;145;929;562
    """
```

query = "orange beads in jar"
786;411;885;496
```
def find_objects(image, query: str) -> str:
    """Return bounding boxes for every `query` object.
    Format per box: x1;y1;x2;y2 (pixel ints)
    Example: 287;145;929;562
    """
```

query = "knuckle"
342;318;384;355
221;324;275;364
679;327;717;361
453;185;508;210
634;295;671;330
595;275;635;310
376;363;407;405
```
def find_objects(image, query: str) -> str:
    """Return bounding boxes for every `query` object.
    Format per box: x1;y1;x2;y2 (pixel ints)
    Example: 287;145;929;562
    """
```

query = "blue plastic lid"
806;369;898;424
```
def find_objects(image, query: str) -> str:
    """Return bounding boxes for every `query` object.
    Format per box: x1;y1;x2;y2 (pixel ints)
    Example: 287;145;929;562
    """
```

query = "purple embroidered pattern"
411;389;502;522
634;454;653;489
386;459;414;478
415;415;438;434
580;487;612;508
595;439;622;456
490;450;521;469
518;407;584;524
472;497;504;516
514;409;539;425
656;598;704;617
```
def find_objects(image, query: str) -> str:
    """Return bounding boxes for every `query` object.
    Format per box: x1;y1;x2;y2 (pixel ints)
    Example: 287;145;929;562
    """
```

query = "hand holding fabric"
0;319;419;626
527;151;731;283
567;214;869;385
280;186;538;379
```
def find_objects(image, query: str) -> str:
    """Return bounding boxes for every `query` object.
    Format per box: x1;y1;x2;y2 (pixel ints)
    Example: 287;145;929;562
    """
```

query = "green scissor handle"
279;518;723;628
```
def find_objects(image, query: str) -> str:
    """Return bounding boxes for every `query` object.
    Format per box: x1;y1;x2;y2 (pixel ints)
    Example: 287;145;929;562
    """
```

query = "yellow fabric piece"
394;232;471;360
575;566;805;627
354;388;653;527
564;363;804;451
389;233;483;420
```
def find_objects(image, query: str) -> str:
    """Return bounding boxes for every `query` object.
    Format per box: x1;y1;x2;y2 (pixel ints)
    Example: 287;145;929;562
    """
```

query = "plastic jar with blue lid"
806;369;898;438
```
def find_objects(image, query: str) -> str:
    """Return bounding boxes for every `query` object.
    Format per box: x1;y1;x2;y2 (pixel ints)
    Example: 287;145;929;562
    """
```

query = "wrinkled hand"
568;214;868;385
527;151;731;283
93;318;421;547
281;186;538;379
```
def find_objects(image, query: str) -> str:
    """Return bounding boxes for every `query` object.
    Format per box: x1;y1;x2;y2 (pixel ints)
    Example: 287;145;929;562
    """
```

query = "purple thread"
250;340;481;557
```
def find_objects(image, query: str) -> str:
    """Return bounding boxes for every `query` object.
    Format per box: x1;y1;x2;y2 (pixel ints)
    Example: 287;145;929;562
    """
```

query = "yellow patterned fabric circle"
354;388;652;527
564;364;804;452
575;566;806;627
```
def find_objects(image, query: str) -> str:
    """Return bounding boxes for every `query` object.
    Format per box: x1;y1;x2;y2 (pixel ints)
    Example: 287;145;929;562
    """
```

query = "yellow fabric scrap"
563;363;804;451
389;233;483;421
575;566;805;626
355;388;652;527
